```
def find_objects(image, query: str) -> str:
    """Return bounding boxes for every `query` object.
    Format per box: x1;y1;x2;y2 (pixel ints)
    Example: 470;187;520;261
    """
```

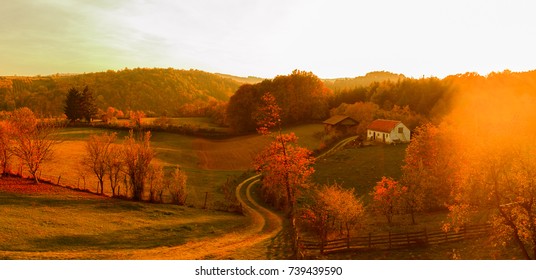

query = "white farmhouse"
367;119;411;144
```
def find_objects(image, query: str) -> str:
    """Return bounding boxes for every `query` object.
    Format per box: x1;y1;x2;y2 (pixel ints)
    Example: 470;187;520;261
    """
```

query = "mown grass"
0;177;246;255
312;143;407;201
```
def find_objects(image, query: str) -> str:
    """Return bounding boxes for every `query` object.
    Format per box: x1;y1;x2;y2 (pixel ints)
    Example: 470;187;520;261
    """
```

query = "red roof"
367;119;401;133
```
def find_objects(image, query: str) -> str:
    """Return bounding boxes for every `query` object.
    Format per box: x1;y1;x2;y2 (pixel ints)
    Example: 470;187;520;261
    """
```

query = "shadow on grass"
0;192;152;213
26;221;216;251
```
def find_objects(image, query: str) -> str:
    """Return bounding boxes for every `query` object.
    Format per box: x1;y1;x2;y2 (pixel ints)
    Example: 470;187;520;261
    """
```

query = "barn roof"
323;115;358;126
367;119;401;133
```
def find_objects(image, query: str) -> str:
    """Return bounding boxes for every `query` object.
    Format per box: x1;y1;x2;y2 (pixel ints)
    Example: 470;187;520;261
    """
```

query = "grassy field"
313;143;408;201
0;177;246;259
34;123;325;206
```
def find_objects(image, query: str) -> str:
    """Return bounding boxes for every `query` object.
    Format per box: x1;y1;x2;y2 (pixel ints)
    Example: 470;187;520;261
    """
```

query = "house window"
398;127;403;133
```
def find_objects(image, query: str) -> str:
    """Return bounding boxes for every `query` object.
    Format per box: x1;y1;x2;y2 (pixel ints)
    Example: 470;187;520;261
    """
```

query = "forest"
0;68;241;117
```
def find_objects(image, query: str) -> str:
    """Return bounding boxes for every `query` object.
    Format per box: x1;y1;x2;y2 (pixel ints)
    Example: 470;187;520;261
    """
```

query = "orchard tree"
370;177;407;225
9;108;62;184
84;132;117;194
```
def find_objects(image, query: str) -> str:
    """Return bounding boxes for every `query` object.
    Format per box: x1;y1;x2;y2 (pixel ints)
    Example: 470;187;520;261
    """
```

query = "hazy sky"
1;0;535;78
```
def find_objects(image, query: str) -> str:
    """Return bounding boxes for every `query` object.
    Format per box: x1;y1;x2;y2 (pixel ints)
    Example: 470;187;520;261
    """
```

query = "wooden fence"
300;223;491;254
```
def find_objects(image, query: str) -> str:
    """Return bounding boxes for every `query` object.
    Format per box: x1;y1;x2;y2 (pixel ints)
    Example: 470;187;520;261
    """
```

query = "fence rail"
300;223;491;254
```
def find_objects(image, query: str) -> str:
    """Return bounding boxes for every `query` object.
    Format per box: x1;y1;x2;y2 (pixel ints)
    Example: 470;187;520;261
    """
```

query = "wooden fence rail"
300;223;491;254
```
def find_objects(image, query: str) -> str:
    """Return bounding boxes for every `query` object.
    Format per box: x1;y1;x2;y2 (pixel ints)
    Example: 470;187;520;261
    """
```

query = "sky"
1;0;535;78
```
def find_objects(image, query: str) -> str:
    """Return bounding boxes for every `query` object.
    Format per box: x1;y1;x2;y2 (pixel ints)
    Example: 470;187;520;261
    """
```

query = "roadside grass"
312;143;407;201
0;177;246;255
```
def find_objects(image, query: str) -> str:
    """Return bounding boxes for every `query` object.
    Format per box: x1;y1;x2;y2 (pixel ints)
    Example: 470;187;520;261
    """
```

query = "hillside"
0;68;242;117
323;71;406;91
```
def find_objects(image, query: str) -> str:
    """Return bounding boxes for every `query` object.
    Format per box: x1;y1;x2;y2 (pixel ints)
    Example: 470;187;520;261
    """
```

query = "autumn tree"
253;92;315;258
168;166;188;205
84;132;117;194
9;107;62;184
302;183;365;247
226;70;332;133
122;130;154;201
147;163;165;202
0;120;13;175
401;122;457;221
370;177;407;225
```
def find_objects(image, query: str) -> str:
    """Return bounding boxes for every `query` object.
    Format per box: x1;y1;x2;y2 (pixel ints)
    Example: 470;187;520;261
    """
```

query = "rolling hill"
0;68;243;117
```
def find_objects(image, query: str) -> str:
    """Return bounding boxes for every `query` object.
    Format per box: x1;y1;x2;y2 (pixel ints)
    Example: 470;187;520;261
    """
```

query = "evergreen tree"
81;85;98;122
64;87;83;122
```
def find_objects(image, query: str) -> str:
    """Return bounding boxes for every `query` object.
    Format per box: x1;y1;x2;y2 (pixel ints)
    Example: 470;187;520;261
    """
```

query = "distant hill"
0;68;242;116
323;71;406;91
214;73;265;84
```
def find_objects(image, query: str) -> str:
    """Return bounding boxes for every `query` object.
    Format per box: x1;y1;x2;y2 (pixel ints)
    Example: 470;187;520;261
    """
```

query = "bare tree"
106;147;123;197
84;132;116;194
9;108;62;184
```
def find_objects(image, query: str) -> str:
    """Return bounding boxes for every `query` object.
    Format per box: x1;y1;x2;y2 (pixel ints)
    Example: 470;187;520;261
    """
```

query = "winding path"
219;135;359;259
0;136;356;260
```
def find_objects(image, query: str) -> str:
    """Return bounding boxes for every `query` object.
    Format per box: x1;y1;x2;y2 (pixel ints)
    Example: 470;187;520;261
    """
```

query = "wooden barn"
323;115;359;134
367;119;410;144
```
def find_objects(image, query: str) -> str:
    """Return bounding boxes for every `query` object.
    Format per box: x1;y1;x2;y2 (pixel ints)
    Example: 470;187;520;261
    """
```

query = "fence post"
203;192;208;209
347;235;350;249
388;231;392;249
424;227;428;244
463;223;467;239
57;175;61;185
445;231;448;242
406;233;410;246
368;233;372;248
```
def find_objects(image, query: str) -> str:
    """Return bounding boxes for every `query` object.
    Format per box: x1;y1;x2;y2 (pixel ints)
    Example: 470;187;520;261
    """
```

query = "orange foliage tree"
0;119;14;175
253;92;315;257
253;93;315;211
9;108;62;184
302;183;365;245
370;177;407;225
401;122;458;223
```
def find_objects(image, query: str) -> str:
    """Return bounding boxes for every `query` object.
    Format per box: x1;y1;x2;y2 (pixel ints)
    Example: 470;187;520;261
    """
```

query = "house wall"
367;130;391;143
367;123;411;144
389;123;411;143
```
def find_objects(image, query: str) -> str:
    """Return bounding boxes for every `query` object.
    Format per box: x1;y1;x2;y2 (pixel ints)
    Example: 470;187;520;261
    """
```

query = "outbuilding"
367;119;410;144
323;115;359;134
